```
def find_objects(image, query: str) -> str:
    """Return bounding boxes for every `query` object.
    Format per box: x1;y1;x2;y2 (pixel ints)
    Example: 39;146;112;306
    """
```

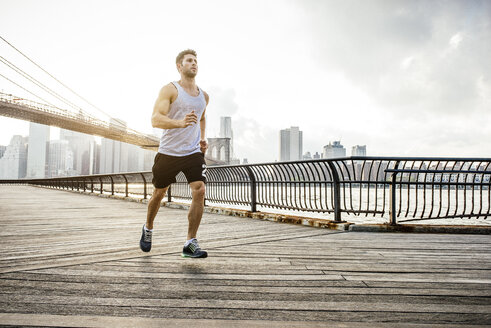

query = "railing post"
390;161;400;226
327;161;342;222
122;174;129;197
140;173;147;199
109;176;114;195
99;177;103;194
245;166;257;212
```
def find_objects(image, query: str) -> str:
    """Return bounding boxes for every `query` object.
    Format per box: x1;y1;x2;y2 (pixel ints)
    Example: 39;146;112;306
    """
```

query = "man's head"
176;49;198;78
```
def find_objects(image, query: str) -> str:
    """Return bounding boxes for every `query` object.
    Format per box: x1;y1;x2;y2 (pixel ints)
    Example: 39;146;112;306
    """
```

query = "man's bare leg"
187;181;205;240
140;187;167;252
181;181;207;258
146;187;168;230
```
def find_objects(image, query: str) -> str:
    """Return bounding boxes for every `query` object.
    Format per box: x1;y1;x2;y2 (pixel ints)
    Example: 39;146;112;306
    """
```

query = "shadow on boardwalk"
0;186;490;327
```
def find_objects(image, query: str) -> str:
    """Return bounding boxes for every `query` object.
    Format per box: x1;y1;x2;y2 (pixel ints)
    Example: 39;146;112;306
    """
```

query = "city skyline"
0;114;240;178
0;122;155;179
1;120;372;179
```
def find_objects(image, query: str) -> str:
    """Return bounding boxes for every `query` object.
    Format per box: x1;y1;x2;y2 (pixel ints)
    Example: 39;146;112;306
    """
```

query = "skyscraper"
26;122;50;178
220;117;232;139
48;140;73;177
100;138;124;173
219;116;234;159
323;141;346;159
352;145;367;156
60;129;94;175
280;130;290;161
127;144;155;172
99;119;129;174
279;126;303;161
89;140;99;174
0;135;28;179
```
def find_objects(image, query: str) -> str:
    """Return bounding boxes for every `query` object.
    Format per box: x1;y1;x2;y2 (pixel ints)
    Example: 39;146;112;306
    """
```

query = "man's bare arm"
151;84;197;129
199;92;209;153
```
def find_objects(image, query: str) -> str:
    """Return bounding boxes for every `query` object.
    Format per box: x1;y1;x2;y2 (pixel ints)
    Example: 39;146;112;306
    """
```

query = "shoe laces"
143;229;152;243
189;239;201;252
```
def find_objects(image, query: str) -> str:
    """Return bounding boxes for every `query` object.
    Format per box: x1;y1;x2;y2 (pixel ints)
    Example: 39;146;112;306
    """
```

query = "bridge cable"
0;56;87;113
0;36;153;139
0;35;128;130
0;73;58;107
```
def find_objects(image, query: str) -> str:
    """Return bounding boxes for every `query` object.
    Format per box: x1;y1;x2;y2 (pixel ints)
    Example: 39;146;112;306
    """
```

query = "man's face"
178;54;198;78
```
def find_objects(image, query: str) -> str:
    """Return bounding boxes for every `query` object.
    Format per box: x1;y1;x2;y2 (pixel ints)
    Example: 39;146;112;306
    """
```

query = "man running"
140;49;209;258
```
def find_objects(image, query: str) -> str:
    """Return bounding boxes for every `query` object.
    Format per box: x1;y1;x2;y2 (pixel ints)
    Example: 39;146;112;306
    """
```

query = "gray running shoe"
140;225;152;252
182;239;208;258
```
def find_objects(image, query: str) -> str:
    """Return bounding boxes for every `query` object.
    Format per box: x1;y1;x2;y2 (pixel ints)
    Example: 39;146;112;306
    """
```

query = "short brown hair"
176;49;197;65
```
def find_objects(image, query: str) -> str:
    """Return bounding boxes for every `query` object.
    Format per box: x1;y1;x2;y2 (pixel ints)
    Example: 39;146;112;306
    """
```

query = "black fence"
1;157;490;224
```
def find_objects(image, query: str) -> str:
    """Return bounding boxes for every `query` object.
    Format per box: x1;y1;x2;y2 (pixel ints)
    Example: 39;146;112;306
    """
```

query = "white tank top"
158;81;207;156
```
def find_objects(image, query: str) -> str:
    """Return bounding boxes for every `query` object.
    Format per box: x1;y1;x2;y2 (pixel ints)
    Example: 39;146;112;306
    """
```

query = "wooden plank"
2;294;491;314
1;312;489;327
22;268;343;281
2;278;491;297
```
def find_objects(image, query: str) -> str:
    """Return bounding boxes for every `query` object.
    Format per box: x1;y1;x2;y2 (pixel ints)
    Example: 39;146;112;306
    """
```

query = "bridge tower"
207;137;231;164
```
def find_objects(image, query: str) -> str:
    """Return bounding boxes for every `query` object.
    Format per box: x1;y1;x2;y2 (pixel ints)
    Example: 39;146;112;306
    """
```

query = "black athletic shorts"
152;152;207;188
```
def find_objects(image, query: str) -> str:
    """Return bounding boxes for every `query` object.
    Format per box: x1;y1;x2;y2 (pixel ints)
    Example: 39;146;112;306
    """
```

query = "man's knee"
152;187;167;200
191;182;205;199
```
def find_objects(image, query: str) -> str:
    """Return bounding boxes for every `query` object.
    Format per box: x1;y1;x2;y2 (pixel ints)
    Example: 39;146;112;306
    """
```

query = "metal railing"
1;157;490;224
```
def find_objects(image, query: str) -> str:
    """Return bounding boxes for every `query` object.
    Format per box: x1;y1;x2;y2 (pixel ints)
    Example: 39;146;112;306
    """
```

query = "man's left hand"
200;139;208;154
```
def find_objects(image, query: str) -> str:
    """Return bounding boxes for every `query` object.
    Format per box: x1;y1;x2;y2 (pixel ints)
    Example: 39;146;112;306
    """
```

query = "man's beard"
183;69;197;78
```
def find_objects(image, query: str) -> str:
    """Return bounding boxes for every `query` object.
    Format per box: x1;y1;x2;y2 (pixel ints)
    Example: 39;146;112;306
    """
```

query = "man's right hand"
181;111;198;128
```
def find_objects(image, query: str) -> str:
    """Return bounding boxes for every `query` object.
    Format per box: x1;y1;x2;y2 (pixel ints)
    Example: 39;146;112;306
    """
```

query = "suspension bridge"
0;35;159;149
0;92;159;149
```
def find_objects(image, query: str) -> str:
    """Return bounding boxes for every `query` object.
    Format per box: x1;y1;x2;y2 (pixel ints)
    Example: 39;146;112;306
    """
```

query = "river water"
106;183;490;226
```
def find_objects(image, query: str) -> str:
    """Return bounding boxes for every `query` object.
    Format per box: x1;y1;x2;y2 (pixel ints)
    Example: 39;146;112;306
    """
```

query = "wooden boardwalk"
0;185;490;327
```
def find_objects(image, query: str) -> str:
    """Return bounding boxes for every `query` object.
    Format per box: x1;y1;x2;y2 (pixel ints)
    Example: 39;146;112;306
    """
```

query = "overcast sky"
1;0;490;163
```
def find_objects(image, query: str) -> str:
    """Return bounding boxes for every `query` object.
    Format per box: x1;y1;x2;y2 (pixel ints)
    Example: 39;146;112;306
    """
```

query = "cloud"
203;86;279;162
296;0;491;117
203;85;280;162
280;0;491;158
202;86;277;163
204;86;240;139
232;115;277;163
206;86;239;118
